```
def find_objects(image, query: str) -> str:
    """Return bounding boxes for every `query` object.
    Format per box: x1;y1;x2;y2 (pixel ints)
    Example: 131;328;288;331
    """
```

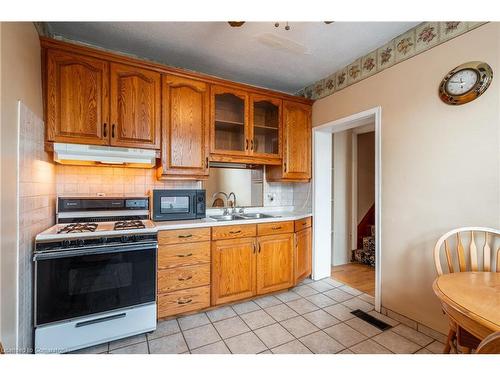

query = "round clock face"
445;69;478;95
439;61;493;105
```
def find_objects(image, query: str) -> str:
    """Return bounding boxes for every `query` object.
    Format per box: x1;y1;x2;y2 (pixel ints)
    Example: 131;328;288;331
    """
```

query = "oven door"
34;243;157;326
152;190;196;221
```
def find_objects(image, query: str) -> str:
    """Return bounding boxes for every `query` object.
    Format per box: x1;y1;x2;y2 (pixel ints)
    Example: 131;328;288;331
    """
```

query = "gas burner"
57;223;98;234
114;220;146;231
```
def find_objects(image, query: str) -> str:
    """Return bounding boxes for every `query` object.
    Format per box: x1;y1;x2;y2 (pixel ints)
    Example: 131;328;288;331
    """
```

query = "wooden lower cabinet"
211;237;257;305
157;230;211;319
256;233;294;295
295;226;312;283
158;217;312;317
158;286;210;317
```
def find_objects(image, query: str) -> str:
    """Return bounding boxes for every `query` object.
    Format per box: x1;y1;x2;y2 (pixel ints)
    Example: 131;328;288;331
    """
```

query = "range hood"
53;143;157;168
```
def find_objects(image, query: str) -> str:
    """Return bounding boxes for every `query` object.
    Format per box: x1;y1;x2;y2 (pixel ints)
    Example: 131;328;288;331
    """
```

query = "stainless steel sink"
238;213;275;219
209;212;278;221
209;214;245;221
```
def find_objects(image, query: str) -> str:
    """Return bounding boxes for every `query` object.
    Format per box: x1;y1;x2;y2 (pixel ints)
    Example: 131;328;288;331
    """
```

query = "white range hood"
53;143;157;168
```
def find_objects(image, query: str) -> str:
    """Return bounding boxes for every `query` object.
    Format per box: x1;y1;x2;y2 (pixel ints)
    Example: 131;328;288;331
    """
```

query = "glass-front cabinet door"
250;95;281;159
211;85;249;156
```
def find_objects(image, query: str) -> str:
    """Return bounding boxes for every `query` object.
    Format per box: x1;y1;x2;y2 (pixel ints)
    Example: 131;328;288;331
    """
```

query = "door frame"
312;106;382;312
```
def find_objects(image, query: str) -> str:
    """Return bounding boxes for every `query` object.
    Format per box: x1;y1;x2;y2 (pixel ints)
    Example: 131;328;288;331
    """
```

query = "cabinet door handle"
177;298;192;305
253;242;256;254
250;139;254;151
205;157;209;169
176;253;193;257
245;139;249;150
111;124;116;138
258;242;261;253
272;226;282;230
103;123;107;138
229;230;241;234
284;162;287;172
178;234;193;238
178;275;193;281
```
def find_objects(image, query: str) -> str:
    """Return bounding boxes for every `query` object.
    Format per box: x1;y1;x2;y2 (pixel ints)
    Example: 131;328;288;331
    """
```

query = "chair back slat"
496;248;500;273
456;233;467;272
483;232;491;272
469;231;478;272
444;240;454;274
434;227;500;276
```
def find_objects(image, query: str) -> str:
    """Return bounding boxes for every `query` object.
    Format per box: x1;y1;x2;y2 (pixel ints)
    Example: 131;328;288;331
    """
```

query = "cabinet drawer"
158;285;210;318
257;221;294;236
158;241;210;269
212;224;256;240
294;217;312;231
158;264;210;293
158;227;211;245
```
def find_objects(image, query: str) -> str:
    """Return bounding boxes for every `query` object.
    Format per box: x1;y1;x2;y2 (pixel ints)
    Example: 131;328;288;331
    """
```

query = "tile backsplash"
55;165;200;197
18;101;56;353
55;165;311;209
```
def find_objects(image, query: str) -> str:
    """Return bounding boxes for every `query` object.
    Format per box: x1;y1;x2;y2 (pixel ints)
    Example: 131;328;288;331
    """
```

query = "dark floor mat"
350;309;392;331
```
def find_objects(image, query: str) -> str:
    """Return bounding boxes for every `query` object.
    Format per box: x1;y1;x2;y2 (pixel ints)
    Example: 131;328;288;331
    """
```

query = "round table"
433;272;500;342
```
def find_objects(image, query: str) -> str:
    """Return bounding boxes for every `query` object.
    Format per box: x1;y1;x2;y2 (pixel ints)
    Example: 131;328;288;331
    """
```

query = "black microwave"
152;189;206;221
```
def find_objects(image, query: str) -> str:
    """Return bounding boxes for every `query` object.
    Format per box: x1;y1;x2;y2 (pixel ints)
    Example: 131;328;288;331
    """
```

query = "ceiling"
46;22;419;94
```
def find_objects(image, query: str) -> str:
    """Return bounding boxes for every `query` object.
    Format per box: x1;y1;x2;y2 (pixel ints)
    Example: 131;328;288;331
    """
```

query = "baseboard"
380;306;447;344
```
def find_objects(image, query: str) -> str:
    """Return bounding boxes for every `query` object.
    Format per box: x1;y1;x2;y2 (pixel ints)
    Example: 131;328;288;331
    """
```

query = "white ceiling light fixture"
228;21;334;31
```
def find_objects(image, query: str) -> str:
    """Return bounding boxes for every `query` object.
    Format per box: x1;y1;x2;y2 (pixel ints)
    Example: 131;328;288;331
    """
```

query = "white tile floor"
70;277;445;354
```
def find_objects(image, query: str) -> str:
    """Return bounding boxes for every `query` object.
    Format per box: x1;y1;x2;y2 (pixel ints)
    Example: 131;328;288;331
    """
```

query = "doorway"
331;124;375;295
311;107;382;312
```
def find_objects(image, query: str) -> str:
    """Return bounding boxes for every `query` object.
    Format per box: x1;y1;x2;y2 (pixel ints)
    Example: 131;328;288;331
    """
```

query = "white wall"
357;132;375;222
332;130;352;265
1;22;44;351
313;23;500;333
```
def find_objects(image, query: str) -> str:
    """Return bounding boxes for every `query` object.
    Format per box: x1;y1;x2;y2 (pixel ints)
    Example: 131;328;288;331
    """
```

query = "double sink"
209;213;278;222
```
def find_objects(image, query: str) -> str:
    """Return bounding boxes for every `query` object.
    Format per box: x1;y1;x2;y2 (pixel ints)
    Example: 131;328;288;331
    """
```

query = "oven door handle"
75;312;127;328
33;242;158;261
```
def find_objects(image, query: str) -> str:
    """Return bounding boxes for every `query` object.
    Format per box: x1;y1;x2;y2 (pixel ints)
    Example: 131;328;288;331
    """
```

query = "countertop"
153;209;312;231
35;207;312;241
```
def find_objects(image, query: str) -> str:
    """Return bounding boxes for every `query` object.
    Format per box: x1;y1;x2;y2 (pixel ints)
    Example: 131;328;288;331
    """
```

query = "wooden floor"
331;263;375;296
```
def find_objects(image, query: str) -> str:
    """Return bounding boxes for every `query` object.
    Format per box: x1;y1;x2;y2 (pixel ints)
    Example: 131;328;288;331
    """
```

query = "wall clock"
439;61;493;105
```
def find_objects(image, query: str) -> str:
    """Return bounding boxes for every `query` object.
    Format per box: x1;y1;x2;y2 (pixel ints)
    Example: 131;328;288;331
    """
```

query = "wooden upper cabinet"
109;63;161;149
210;85;250;157
211;238;256;305
250;95;281;160
46;49;109;145
295;226;312;283
159;75;209;179
267;100;312;181
256;233;294;295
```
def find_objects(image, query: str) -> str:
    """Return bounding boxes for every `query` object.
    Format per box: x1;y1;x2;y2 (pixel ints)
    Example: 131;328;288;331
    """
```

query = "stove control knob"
100;237;108;244
77;239;85;247
134;235;144;242
121;235;131;243
62;240;71;248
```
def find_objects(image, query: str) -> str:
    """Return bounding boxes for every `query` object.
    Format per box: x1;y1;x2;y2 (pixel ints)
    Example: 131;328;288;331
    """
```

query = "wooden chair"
434;227;500;353
476;331;500;354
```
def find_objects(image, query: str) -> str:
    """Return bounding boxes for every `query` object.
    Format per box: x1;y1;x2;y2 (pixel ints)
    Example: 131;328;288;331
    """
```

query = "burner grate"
57;223;98;234
114;220;146;231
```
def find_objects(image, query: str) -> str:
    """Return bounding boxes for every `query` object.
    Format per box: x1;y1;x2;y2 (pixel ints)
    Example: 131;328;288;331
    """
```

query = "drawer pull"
176;253;193;257
229;230;241;234
272;226;282;230
302;222;307;226
178;234;193;238
177;298;193;305
178;275;193;281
